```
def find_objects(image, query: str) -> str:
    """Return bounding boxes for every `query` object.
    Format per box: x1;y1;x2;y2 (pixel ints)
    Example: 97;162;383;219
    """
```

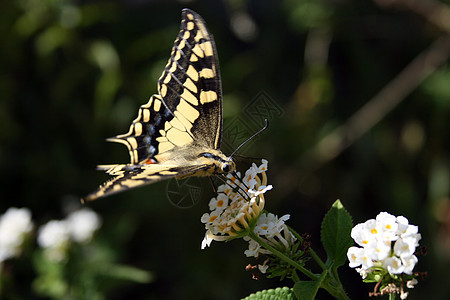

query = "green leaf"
94;263;153;283
293;281;320;300
242;287;296;300
320;200;353;268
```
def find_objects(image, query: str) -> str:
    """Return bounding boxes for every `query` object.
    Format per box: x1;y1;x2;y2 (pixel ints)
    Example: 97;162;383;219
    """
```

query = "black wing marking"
107;95;173;164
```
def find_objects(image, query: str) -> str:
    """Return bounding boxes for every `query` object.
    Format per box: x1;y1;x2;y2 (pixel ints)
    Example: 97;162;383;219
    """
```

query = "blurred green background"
1;0;449;299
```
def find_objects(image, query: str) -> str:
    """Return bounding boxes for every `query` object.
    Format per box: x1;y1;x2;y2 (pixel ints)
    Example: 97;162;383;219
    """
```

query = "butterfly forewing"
157;9;223;150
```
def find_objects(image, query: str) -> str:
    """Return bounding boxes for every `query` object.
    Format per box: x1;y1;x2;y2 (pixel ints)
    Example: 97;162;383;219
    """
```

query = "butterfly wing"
82;163;210;202
108;9;222;165
157;8;223;150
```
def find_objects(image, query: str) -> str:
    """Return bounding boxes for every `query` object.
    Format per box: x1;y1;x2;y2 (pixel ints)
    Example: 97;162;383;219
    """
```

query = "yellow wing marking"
200;90;218;104
180;89;198;106
199;68;215;79
142;108;150;122
153;97;162;111
177;99;200;123
186;65;199;81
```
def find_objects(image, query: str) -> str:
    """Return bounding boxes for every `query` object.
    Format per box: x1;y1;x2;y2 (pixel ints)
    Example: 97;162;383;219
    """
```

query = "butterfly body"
83;9;234;202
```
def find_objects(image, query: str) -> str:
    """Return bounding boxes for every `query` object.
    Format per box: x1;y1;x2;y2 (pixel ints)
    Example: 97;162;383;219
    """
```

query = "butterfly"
82;9;236;202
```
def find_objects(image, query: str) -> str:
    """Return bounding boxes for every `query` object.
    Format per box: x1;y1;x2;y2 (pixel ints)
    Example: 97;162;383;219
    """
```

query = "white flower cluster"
38;208;101;262
347;212;421;276
0;208;34;263
244;213;292;258
201;160;272;249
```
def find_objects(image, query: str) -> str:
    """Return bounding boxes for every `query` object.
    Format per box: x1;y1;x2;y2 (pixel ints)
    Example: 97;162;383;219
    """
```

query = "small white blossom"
38;220;71;262
377;212;399;241
347;246;365;268
401;255;418;275
0;208;34;263
256;159;268;173
248;185;273;197
347;246;375;270
243;167;258;190
364;219;382;240
244;238;262;258
406;278;418;288
254;213;276;236
66;208;101;243
396;216;409;233
351;223;376;248
258;263;269;273
366;239;391;261
208;194;229;212
355;267;370;279
393;237;416;258
383;256;405;274
254;213;289;237
400;291;409;300
201;230;214;249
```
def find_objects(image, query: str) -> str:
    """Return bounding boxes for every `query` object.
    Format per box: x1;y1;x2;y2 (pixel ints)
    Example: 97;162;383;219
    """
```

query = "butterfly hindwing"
85;163;211;200
107;95;173;164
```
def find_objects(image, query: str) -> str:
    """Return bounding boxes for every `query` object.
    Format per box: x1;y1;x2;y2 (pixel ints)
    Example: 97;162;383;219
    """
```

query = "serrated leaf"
241;287;295;300
293;281;320;300
320;200;353;267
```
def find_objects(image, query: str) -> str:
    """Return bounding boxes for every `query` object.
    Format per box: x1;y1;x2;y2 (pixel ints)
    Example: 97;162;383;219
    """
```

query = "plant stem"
331;267;349;300
248;231;318;281
291;270;300;282
309;248;327;270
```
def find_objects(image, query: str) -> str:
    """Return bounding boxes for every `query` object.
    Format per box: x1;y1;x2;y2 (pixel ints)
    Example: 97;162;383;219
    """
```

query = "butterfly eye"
222;164;231;173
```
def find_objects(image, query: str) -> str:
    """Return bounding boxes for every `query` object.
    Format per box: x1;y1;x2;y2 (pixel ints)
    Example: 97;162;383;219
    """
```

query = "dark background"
1;0;449;299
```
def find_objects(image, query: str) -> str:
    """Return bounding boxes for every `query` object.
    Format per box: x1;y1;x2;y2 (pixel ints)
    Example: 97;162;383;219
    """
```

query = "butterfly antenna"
232;154;264;162
229;119;269;158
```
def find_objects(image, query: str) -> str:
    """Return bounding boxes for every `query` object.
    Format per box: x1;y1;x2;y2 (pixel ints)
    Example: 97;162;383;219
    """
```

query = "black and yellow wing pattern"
83;9;235;202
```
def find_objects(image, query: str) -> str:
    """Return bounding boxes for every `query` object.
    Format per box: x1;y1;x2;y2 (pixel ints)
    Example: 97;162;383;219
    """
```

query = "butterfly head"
198;151;235;175
220;158;235;174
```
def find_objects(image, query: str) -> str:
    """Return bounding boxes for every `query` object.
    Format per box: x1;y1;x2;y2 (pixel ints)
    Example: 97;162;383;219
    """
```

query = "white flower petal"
383;256;405;275
347;246;364;268
0;207;34;262
401;255;418;275
66;208;101;243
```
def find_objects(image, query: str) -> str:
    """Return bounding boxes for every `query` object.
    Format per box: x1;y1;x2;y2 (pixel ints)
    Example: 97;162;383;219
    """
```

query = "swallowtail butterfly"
83;9;235;202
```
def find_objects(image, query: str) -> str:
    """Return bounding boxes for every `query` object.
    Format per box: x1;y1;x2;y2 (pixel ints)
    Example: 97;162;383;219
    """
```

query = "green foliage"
242;287;295;300
293;281;320;300
320;200;353;268
32;241;153;300
422;67;450;108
